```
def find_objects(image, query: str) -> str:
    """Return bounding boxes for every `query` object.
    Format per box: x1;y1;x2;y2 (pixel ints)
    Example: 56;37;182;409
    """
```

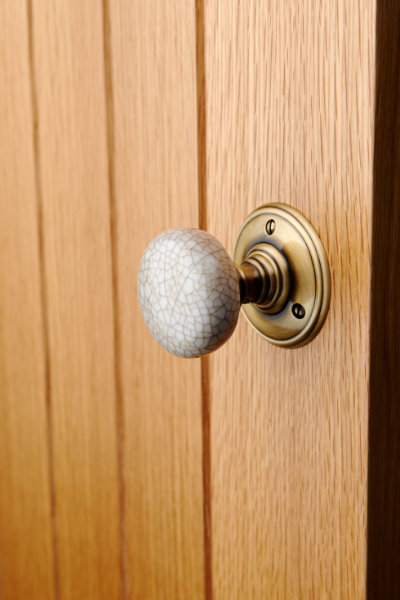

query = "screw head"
292;303;305;319
265;219;276;235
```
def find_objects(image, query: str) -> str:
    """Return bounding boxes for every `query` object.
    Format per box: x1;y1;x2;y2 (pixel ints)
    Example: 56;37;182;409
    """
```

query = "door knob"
138;203;330;357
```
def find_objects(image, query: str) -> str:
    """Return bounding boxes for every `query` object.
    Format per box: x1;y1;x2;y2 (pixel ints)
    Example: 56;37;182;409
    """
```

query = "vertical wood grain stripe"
101;0;127;596
195;1;213;598
196;0;208;233
26;0;59;595
0;1;55;598
107;1;205;597
29;1;122;598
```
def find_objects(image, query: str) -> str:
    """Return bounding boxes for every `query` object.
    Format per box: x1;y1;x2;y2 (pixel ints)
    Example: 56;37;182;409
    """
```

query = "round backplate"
233;204;331;348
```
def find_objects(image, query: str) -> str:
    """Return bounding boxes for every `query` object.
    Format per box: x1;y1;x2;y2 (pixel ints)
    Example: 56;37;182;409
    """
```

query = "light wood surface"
106;1;205;598
204;2;375;598
30;2;121;598
0;2;205;598
2;0;399;598
0;2;55;598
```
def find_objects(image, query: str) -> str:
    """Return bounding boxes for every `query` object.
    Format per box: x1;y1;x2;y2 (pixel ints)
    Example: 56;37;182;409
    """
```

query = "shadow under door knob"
138;204;330;357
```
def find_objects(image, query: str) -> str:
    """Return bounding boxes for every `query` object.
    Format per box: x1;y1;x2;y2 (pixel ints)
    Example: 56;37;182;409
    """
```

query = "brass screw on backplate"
266;219;276;235
292;303;305;319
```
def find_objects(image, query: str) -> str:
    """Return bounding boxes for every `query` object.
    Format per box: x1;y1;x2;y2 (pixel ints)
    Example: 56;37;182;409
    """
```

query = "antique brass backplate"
234;204;331;348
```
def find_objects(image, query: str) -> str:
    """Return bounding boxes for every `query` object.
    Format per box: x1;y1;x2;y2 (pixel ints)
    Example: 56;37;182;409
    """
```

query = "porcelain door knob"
138;228;240;357
138;204;331;357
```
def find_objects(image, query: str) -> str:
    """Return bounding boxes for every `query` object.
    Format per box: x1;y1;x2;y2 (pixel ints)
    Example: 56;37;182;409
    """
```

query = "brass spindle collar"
236;243;291;313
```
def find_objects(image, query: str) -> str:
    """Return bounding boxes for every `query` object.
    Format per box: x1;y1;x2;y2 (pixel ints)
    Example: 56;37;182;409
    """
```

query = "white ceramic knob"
138;228;241;357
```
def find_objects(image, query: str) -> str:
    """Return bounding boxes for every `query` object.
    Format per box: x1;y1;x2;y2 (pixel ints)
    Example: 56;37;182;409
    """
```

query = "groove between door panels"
27;0;59;597
196;0;208;233
101;1;127;598
196;1;213;599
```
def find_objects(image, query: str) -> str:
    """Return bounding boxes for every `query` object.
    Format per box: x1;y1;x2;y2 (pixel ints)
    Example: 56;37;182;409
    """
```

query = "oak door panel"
0;2;205;599
102;1;205;598
205;2;374;597
0;2;55;598
30;2;121;598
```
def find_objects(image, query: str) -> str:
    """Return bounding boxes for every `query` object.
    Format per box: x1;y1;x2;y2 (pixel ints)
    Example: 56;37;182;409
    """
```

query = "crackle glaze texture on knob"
138;228;240;357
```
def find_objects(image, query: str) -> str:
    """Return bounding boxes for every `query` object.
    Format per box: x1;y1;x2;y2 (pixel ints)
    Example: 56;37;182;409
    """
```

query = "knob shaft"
138;228;241;357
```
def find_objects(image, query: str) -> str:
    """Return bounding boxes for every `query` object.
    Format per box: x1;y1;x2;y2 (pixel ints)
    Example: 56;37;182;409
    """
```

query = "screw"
292;303;305;319
266;219;276;235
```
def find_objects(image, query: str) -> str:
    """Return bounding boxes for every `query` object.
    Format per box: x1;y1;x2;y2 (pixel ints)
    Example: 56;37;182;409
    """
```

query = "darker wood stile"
367;0;400;597
26;1;59;597
196;1;213;598
101;0;127;597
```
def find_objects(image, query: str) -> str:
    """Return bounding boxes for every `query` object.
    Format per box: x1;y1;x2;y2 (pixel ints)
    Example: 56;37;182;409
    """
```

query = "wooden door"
0;1;399;598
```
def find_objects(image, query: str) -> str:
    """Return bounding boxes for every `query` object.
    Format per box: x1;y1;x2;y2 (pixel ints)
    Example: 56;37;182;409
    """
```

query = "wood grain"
0;2;55;598
1;0;390;597
204;2;375;597
106;1;205;598
29;2;121;598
